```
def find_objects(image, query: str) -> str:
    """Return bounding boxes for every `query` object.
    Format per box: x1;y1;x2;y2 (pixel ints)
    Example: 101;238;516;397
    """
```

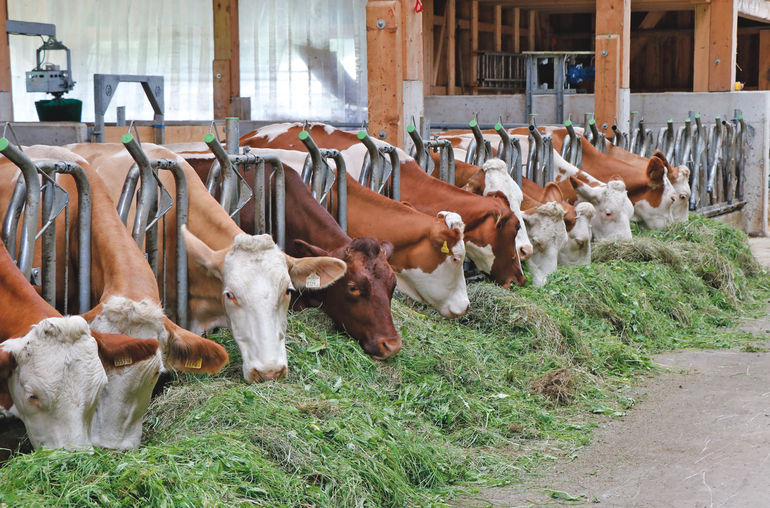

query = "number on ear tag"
185;358;203;369
306;272;321;289
114;356;133;367
441;241;450;254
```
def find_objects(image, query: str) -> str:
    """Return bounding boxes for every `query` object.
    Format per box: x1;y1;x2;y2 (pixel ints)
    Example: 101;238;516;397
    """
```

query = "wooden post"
514;8;521;53
367;1;404;147
402;0;425;146
422;0;434;94
447;0;456;95
708;0;737;91
0;0;11;120
595;0;630;136
693;4;710;91
471;1;478;93
212;0;240;120
760;30;770;90
528;10;537;50
494;5;502;51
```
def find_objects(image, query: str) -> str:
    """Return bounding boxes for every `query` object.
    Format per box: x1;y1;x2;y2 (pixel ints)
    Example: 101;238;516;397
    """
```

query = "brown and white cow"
70;143;346;384
241;124;527;288
0;245;158;449
173;144;402;358
0;146;224;450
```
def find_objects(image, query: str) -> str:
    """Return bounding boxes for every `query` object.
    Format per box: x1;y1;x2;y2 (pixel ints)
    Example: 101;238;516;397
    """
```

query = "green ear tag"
441;241;450;254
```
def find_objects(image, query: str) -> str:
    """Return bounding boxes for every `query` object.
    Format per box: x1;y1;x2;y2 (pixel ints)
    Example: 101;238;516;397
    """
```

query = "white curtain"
239;0;368;123
8;0;214;122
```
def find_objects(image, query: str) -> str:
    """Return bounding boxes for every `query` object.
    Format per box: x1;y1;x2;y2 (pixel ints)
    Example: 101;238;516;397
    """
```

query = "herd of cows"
0;121;691;454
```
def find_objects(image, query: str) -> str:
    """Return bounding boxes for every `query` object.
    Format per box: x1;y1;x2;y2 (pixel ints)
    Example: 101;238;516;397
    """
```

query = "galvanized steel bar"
121;133;156;249
2;178;25;262
117;164;140;225
357;130;383;192
469;118;488;166
319;149;348;233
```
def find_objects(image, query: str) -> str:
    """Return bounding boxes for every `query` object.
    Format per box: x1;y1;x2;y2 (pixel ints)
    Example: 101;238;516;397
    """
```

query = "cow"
172;144;402;357
0;146;225;450
0;245;159;449
69;143;347;383
241;124;527;289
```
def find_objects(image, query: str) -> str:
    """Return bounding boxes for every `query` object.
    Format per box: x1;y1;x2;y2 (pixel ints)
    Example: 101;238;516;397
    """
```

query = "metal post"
469;118;488;165
121;133;156;249
2;178;26;262
555;55;564;124
320;149;348;233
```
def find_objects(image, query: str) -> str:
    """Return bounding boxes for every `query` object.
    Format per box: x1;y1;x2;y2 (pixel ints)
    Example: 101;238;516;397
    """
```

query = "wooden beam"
597;0;630;88
403;0;424;80
471;1;479;92
423;0;434;94
0;0;11;114
595;0;630;135
455;18;524;35
693;4;710;91
494;5;503;51
212;0;240;120
447;0;456;95
432;5;448;86
760;30;770;90
528;10;537;50
708;0;737;91
366;1;403;146
514;8;521;53
638;11;666;29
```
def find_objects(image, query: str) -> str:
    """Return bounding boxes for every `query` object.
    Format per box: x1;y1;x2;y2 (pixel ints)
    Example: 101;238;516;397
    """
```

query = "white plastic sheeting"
239;0;368;123
8;0;214;122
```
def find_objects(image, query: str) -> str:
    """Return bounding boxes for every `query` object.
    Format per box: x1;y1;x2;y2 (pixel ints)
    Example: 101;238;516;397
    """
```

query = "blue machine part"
566;64;595;86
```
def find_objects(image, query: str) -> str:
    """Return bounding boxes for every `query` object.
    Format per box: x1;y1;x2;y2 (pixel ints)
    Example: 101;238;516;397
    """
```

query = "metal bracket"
93;74;164;143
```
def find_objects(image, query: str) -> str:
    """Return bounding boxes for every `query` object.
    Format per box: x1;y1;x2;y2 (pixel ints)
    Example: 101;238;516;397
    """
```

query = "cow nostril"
251;366;287;382
519;245;533;260
372;336;402;359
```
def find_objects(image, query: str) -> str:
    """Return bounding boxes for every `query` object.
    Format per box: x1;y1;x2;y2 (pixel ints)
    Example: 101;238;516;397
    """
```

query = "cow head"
0;316;107;449
480;159;533;261
184;228;345;382
394;211;470;318
572;177;634;240
660;155;691;223
559;201;595;266
630;154;676;230
292;237;401;359
522;202;568;286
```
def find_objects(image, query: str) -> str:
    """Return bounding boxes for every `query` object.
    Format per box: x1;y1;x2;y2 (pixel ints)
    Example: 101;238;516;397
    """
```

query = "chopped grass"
1;216;767;506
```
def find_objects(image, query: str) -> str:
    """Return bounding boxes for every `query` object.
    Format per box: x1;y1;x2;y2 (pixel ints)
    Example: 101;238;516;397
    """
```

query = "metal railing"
494;122;523;186
406;124;455;185
357;130;400;201
0;138;91;314
465;118;493;166
297;129;347;233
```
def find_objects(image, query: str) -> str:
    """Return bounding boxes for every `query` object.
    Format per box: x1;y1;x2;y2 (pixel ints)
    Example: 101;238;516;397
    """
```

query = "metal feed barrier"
407;124;455;185
117;133;189;327
358;130;400;201
560;120;581;168
525;122;554;188
465;118;493;166
494;122;523;186
0;137;91;314
297;129;347;233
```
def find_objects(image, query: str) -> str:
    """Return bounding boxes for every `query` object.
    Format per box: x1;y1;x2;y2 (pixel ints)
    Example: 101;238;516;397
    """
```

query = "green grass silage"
0;216;767;506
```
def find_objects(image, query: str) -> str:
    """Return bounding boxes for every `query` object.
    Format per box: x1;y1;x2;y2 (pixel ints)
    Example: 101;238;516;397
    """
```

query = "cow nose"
519;245;533;260
250;366;287;382
369;336;402;359
574;237;588;249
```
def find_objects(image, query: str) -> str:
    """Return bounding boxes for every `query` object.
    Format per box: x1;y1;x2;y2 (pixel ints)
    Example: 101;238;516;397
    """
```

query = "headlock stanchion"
494;122;522;185
407;124;455;185
611;124;628;151
0;138;92;314
204;121;253;223
465;118;492;166
560;120;581;167
358;130;400;201
587;118;606;153
298;129;347;233
120;133;188;327
656;120;676;163
204;133;286;250
674;119;692;168
630;118;654;157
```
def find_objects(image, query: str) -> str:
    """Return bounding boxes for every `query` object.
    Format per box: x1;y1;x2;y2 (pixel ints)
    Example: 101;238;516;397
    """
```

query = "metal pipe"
528;125;544;184
298;130;332;202
121;133;155;249
321;149;348;233
469;119;488;165
706;119;723;200
117;164;140;225
0;138;42;279
407;124;428;170
2;178;25;262
380;146;401;200
357;130;382;192
39;167;57;306
543;136;555;185
220;117;240;215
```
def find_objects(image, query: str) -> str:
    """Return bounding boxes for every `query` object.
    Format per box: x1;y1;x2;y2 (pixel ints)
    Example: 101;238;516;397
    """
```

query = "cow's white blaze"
2;316;107;449
669;166;691;223
88;296;164;450
559;202;595;266
523;202;568;287
574;180;634;240
480;159;533;261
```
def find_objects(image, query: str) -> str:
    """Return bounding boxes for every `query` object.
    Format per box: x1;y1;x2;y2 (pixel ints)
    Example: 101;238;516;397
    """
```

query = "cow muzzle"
249;365;287;382
367;336;403;360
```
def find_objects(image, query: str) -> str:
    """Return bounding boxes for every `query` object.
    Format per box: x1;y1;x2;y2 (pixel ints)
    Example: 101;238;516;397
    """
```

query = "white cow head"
184;228;346;382
480;158;533;262
523;202;568;287
574;179;634;240
0;316;107;449
395;211;470;318
559;202;595;266
669;165;691;223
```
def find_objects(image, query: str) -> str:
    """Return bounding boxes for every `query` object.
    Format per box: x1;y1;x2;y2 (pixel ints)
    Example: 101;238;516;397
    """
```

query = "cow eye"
27;393;40;407
223;289;238;304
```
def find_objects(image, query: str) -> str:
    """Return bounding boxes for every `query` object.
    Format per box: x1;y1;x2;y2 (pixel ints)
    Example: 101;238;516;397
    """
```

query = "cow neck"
0;247;58;338
283;166;351;255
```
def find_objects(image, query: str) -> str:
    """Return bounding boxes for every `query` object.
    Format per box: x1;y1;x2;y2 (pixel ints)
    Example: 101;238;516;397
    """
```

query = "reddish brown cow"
241;124;527;288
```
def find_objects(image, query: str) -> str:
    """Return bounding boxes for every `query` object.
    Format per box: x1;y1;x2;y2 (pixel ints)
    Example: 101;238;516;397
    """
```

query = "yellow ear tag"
185;358;203;369
114;356;132;367
441;241;450;254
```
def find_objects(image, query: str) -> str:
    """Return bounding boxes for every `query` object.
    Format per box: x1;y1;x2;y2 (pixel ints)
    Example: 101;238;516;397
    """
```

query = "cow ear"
162;318;229;373
380;241;394;260
646;156;666;183
486;190;510;208
0;348;16;410
183;225;226;280
292;239;330;258
92;330;160;369
676;165;690;181
574;180;602;204
286;255;347;290
542;182;564;204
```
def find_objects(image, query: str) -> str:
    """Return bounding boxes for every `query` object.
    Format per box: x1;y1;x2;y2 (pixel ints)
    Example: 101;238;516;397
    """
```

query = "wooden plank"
423;0;434;93
212;0;239;120
366;1;403;147
638;11;666;29
514;7;521;53
595;35;621;135
403;0;424;81
693;3;710;90
448;0;456;95
708;0;737;91
760;29;770;89
494;5;503;50
528;10;537;50
596;0;630;89
432;5;448;86
0;0;9;95
455;18;522;34
471;1;478;93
